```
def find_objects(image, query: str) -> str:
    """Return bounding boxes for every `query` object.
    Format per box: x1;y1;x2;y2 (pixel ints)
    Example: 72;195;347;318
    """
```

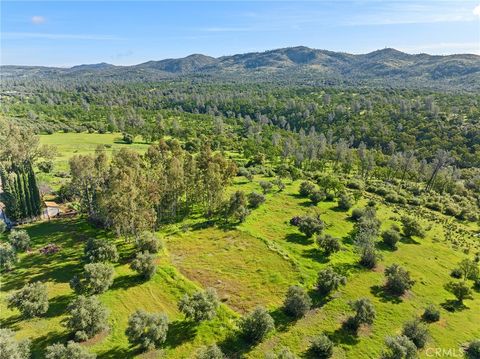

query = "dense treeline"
2;81;479;166
65;139;236;237
0;164;41;221
0;121;50;222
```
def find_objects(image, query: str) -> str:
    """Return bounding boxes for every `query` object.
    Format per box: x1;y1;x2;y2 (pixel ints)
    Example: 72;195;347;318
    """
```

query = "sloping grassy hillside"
2;177;478;358
1;133;478;358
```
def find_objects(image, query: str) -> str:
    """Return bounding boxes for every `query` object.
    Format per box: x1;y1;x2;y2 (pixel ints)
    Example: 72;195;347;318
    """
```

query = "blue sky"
1;1;479;66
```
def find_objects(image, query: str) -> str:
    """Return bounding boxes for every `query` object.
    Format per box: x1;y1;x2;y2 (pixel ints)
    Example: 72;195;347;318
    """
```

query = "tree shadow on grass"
325;324;360;347
299;200;314;207
1;259;82;291
342;233;355;246
30;330;70;358
190;220;216;232
0;314;23;330
370;285;403;304
441;300;468;312
331;262;360;276
219;331;255;358
45;293;74;318
269;307;298;333
400;236;420;245
164;320;197;348
376;241;398;252
285;233;313;245
332;206;349;213
302;248;329;263
307;289;331;309
98;346;143;359
110;274;143;291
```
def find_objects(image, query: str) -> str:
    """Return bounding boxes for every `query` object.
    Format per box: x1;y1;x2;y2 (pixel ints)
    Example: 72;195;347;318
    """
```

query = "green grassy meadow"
1;133;479;358
38;133;150;189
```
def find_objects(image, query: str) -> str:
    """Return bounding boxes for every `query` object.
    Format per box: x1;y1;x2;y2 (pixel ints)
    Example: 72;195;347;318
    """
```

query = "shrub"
402;319;428;349
337;192;353;211
317;234;341;256
465;339;480;359
457;259;480;281
425;201;442;212
267;348;296;359
346;298;376;331
444;281;472;303
297;215;324;238
196;344;225;359
309;190;325;205
8;282;49;317
283;285;312;318
358;242;378;269
401;217;425;238
122;133;134;144
325;192;335;201
0;328;31;359
450;268;463;279
347;180;363;190
316;267;347;296
384;264;415;296
299;181;316;197
178;288;219;322
309;334;334;358
444;205;460;217
45;341;96;359
0;243;17;271
66;295;108;341
70;263;115;295
407;197;422;206
0;221;6;234
38;160;54;173
381;228;401;250
125;310;168;350
239;306;275;343
84;238;119;263
422;305;440;322
259;181;273;194
248;192;266;208
224;191;249;223
351;208;365;221
290;216;301;226
130;252;156;280
8;230;30;252
136;232;162;253
380;335;417;359
273;178;286;192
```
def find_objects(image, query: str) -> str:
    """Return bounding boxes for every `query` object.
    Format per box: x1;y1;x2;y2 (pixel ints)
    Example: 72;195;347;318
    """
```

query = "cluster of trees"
66;140;236;237
0;122;49;222
0;229;31;271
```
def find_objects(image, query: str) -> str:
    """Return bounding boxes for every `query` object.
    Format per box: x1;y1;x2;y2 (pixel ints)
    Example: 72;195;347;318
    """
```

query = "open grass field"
2;133;479;358
38;133;150;189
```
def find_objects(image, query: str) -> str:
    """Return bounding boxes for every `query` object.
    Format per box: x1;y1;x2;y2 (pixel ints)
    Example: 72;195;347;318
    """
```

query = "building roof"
44;201;59;208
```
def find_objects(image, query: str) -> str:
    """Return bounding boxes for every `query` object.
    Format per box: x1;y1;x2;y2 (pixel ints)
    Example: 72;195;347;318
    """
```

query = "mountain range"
2;46;480;89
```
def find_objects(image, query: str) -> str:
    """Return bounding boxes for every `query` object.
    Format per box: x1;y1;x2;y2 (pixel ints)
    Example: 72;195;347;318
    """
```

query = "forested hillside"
2;47;480;89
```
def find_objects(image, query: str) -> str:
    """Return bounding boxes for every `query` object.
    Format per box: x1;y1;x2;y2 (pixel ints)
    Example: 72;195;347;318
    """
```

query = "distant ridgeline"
0;162;42;222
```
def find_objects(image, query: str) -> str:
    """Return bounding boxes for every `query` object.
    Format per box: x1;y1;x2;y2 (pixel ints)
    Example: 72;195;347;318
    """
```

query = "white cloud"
31;16;46;25
474;4;480;16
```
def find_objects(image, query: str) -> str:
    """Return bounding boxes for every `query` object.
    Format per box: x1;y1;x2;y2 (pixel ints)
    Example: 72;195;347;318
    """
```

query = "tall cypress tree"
28;163;42;217
21;168;34;218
